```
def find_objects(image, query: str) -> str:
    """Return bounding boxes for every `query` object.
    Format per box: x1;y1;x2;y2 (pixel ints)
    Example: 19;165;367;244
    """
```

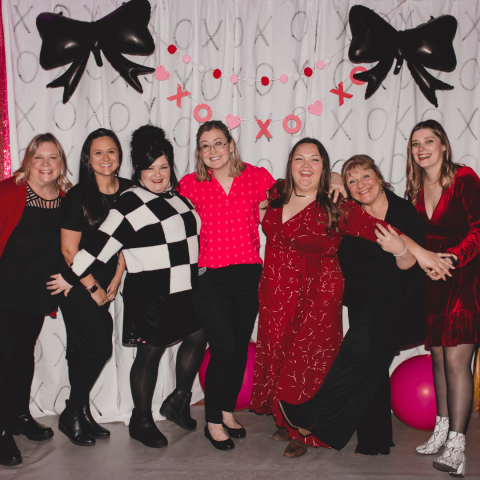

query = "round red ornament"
304;67;313;77
261;76;270;86
167;44;177;54
213;69;222;79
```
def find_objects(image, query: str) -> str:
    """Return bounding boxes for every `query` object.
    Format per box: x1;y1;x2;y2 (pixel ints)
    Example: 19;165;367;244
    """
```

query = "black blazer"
338;188;426;351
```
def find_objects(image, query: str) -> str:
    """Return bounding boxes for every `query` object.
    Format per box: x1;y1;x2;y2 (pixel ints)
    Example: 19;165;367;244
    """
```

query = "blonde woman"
0;134;71;466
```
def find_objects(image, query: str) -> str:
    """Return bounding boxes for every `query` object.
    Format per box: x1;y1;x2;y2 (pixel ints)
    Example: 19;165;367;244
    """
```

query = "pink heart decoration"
155;65;170;81
226;114;241;130
307;100;323;116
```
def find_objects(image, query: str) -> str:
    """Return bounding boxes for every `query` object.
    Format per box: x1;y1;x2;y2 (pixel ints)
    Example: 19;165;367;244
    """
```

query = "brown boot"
272;427;289;442
284;439;308;458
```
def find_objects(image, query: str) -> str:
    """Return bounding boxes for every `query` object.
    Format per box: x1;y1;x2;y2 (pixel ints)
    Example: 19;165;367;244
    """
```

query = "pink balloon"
198;342;256;411
391;355;437;431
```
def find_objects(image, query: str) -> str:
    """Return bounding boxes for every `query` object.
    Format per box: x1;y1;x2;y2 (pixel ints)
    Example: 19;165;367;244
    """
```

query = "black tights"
130;328;207;413
431;344;476;434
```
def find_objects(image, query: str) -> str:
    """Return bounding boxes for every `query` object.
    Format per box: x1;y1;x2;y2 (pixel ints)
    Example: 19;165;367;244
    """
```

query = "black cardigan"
338;188;426;351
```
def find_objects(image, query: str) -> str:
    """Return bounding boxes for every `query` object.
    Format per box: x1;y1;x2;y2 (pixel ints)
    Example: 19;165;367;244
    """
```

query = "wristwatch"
86;281;100;294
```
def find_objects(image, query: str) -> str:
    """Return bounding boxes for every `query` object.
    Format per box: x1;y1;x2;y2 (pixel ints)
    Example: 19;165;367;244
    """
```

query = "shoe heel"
298;428;312;437
450;455;465;478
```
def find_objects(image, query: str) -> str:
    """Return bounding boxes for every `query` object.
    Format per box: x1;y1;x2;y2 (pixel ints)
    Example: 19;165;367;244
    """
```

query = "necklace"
294;188;317;198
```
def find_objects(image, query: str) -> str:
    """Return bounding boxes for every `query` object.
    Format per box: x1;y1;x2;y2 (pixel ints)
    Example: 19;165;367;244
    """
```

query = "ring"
377;239;381;244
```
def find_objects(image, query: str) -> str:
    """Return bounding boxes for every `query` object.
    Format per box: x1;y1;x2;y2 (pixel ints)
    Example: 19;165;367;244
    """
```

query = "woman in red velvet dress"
408;120;480;477
250;138;427;458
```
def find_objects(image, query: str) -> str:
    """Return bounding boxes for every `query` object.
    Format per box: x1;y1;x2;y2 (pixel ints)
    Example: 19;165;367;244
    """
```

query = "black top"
0;184;62;314
61;177;132;287
338;188;426;351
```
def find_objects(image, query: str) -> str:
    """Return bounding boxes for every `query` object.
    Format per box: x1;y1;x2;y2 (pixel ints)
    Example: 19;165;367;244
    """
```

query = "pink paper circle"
316;60;325;70
230;74;238;84
280;74;288;84
350;66;367;85
283;114;302;134
182;55;191;64
194;103;213;123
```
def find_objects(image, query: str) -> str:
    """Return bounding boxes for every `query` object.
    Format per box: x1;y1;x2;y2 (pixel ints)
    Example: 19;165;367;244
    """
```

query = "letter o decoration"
283;114;302;134
193;103;213;123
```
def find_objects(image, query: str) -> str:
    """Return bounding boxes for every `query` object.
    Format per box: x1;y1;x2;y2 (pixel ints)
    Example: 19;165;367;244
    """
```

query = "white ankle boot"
432;431;466;478
415;416;449;454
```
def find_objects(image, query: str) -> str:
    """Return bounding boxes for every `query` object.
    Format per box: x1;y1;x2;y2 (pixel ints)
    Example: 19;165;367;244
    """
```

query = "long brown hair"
194;120;245;181
405;120;460;204
14;133;72;193
270;137;343;235
341;154;393;199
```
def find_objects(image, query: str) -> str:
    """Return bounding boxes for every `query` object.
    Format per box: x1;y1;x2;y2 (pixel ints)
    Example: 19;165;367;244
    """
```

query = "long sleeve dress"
415;166;480;346
250;183;398;448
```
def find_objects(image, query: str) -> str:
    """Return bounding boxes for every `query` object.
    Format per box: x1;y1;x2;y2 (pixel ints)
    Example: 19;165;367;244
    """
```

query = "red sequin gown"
250;187;393;448
415;166;480;346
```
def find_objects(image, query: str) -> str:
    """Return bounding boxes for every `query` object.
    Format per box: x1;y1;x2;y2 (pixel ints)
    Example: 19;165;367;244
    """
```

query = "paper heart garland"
307;100;323;116
155;65;170;81
226;114;241;130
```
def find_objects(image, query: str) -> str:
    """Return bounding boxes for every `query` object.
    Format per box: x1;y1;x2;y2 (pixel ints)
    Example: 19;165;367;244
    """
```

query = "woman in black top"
279;155;425;455
48;128;131;447
51;125;207;448
0;133;71;466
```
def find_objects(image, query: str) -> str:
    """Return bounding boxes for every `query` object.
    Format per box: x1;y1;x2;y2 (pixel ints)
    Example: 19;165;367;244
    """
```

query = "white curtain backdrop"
3;0;480;423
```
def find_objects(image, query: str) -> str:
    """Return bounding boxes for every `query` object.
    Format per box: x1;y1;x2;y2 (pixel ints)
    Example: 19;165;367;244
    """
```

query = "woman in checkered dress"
51;126;207;448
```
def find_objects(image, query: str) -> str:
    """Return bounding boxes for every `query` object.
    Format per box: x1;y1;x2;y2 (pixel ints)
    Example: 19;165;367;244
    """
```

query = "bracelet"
394;246;408;257
86;281;100;294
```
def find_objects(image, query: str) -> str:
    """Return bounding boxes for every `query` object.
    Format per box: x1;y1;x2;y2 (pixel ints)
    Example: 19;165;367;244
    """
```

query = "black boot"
0;428;22;466
129;409;168;448
58;400;95;446
80;404;110;439
12;412;53;441
160;389;197;431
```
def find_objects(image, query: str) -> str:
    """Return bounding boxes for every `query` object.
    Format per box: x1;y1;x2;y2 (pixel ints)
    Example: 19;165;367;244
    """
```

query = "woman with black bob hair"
49;128;131;446
51;125;207;448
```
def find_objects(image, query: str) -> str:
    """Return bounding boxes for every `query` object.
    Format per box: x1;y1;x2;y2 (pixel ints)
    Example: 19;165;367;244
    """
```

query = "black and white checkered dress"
63;185;202;347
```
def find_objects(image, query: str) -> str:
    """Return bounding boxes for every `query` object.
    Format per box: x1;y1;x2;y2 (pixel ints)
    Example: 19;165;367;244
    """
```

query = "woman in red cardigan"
0;133;71;467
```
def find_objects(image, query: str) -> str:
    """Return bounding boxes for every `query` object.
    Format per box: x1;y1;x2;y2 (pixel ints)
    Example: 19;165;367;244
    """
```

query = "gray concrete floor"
2;408;479;479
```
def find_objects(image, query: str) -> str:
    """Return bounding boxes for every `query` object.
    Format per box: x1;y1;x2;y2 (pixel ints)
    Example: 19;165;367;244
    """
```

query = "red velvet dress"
415;166;480;347
250;187;393;447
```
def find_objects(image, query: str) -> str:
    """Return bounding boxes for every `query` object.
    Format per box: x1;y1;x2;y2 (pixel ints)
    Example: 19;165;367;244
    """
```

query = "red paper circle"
167;44;177;54
193;103;213;123
283;115;302;134
304;67;313;77
350;66;367;85
213;69;222;79
261;76;270;86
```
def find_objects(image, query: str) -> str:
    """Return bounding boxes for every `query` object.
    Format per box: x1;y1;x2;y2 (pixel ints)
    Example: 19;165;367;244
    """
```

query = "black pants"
58;286;113;410
193;264;262;424
296;303;395;451
0;306;45;429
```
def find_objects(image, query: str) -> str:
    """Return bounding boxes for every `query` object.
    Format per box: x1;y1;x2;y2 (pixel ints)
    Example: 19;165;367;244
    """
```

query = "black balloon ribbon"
348;5;458;107
36;0;155;104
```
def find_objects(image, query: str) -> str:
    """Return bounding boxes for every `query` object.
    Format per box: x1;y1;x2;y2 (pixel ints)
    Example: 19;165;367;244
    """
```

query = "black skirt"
122;271;202;348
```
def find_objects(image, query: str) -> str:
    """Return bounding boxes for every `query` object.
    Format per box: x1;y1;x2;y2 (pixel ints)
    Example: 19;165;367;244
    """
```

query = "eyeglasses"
200;141;228;154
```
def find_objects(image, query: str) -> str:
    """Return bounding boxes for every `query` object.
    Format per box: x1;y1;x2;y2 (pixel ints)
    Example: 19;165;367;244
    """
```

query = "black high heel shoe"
222;422;246;438
204;425;235;451
80;403;110;439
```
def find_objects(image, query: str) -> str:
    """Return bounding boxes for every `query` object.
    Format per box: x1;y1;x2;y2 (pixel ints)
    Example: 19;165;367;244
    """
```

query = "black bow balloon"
36;0;155;104
348;5;458;107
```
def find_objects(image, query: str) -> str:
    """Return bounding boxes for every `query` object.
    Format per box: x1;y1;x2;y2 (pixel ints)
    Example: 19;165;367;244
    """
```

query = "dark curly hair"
130;125;178;190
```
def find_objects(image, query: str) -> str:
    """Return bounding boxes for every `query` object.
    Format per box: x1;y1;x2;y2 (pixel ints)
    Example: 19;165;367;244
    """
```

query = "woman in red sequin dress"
250;138;418;457
408;120;480;477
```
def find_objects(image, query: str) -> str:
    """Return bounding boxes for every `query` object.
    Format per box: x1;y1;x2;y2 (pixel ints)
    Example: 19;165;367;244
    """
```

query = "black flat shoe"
160;389;197;431
12;412;54;441
58;400;95;447
0;429;22;466
204;425;234;451
129;409;168;448
279;400;315;437
222;422;246;438
80;404;110;439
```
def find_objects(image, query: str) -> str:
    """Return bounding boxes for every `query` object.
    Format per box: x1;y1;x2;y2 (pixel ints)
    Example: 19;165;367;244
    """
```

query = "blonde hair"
405;120;460;204
341;154;393;198
194;120;245;182
14;133;72;193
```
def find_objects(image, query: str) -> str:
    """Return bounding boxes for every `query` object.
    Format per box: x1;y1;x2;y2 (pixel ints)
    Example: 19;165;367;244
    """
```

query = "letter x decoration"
167;84;191;108
330;82;353;106
256;119;272;139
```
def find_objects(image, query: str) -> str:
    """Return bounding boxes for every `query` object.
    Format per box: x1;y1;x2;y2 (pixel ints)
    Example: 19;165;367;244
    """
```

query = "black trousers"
297;303;395;451
193;264;262;424
58;286;113;410
0;306;45;429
